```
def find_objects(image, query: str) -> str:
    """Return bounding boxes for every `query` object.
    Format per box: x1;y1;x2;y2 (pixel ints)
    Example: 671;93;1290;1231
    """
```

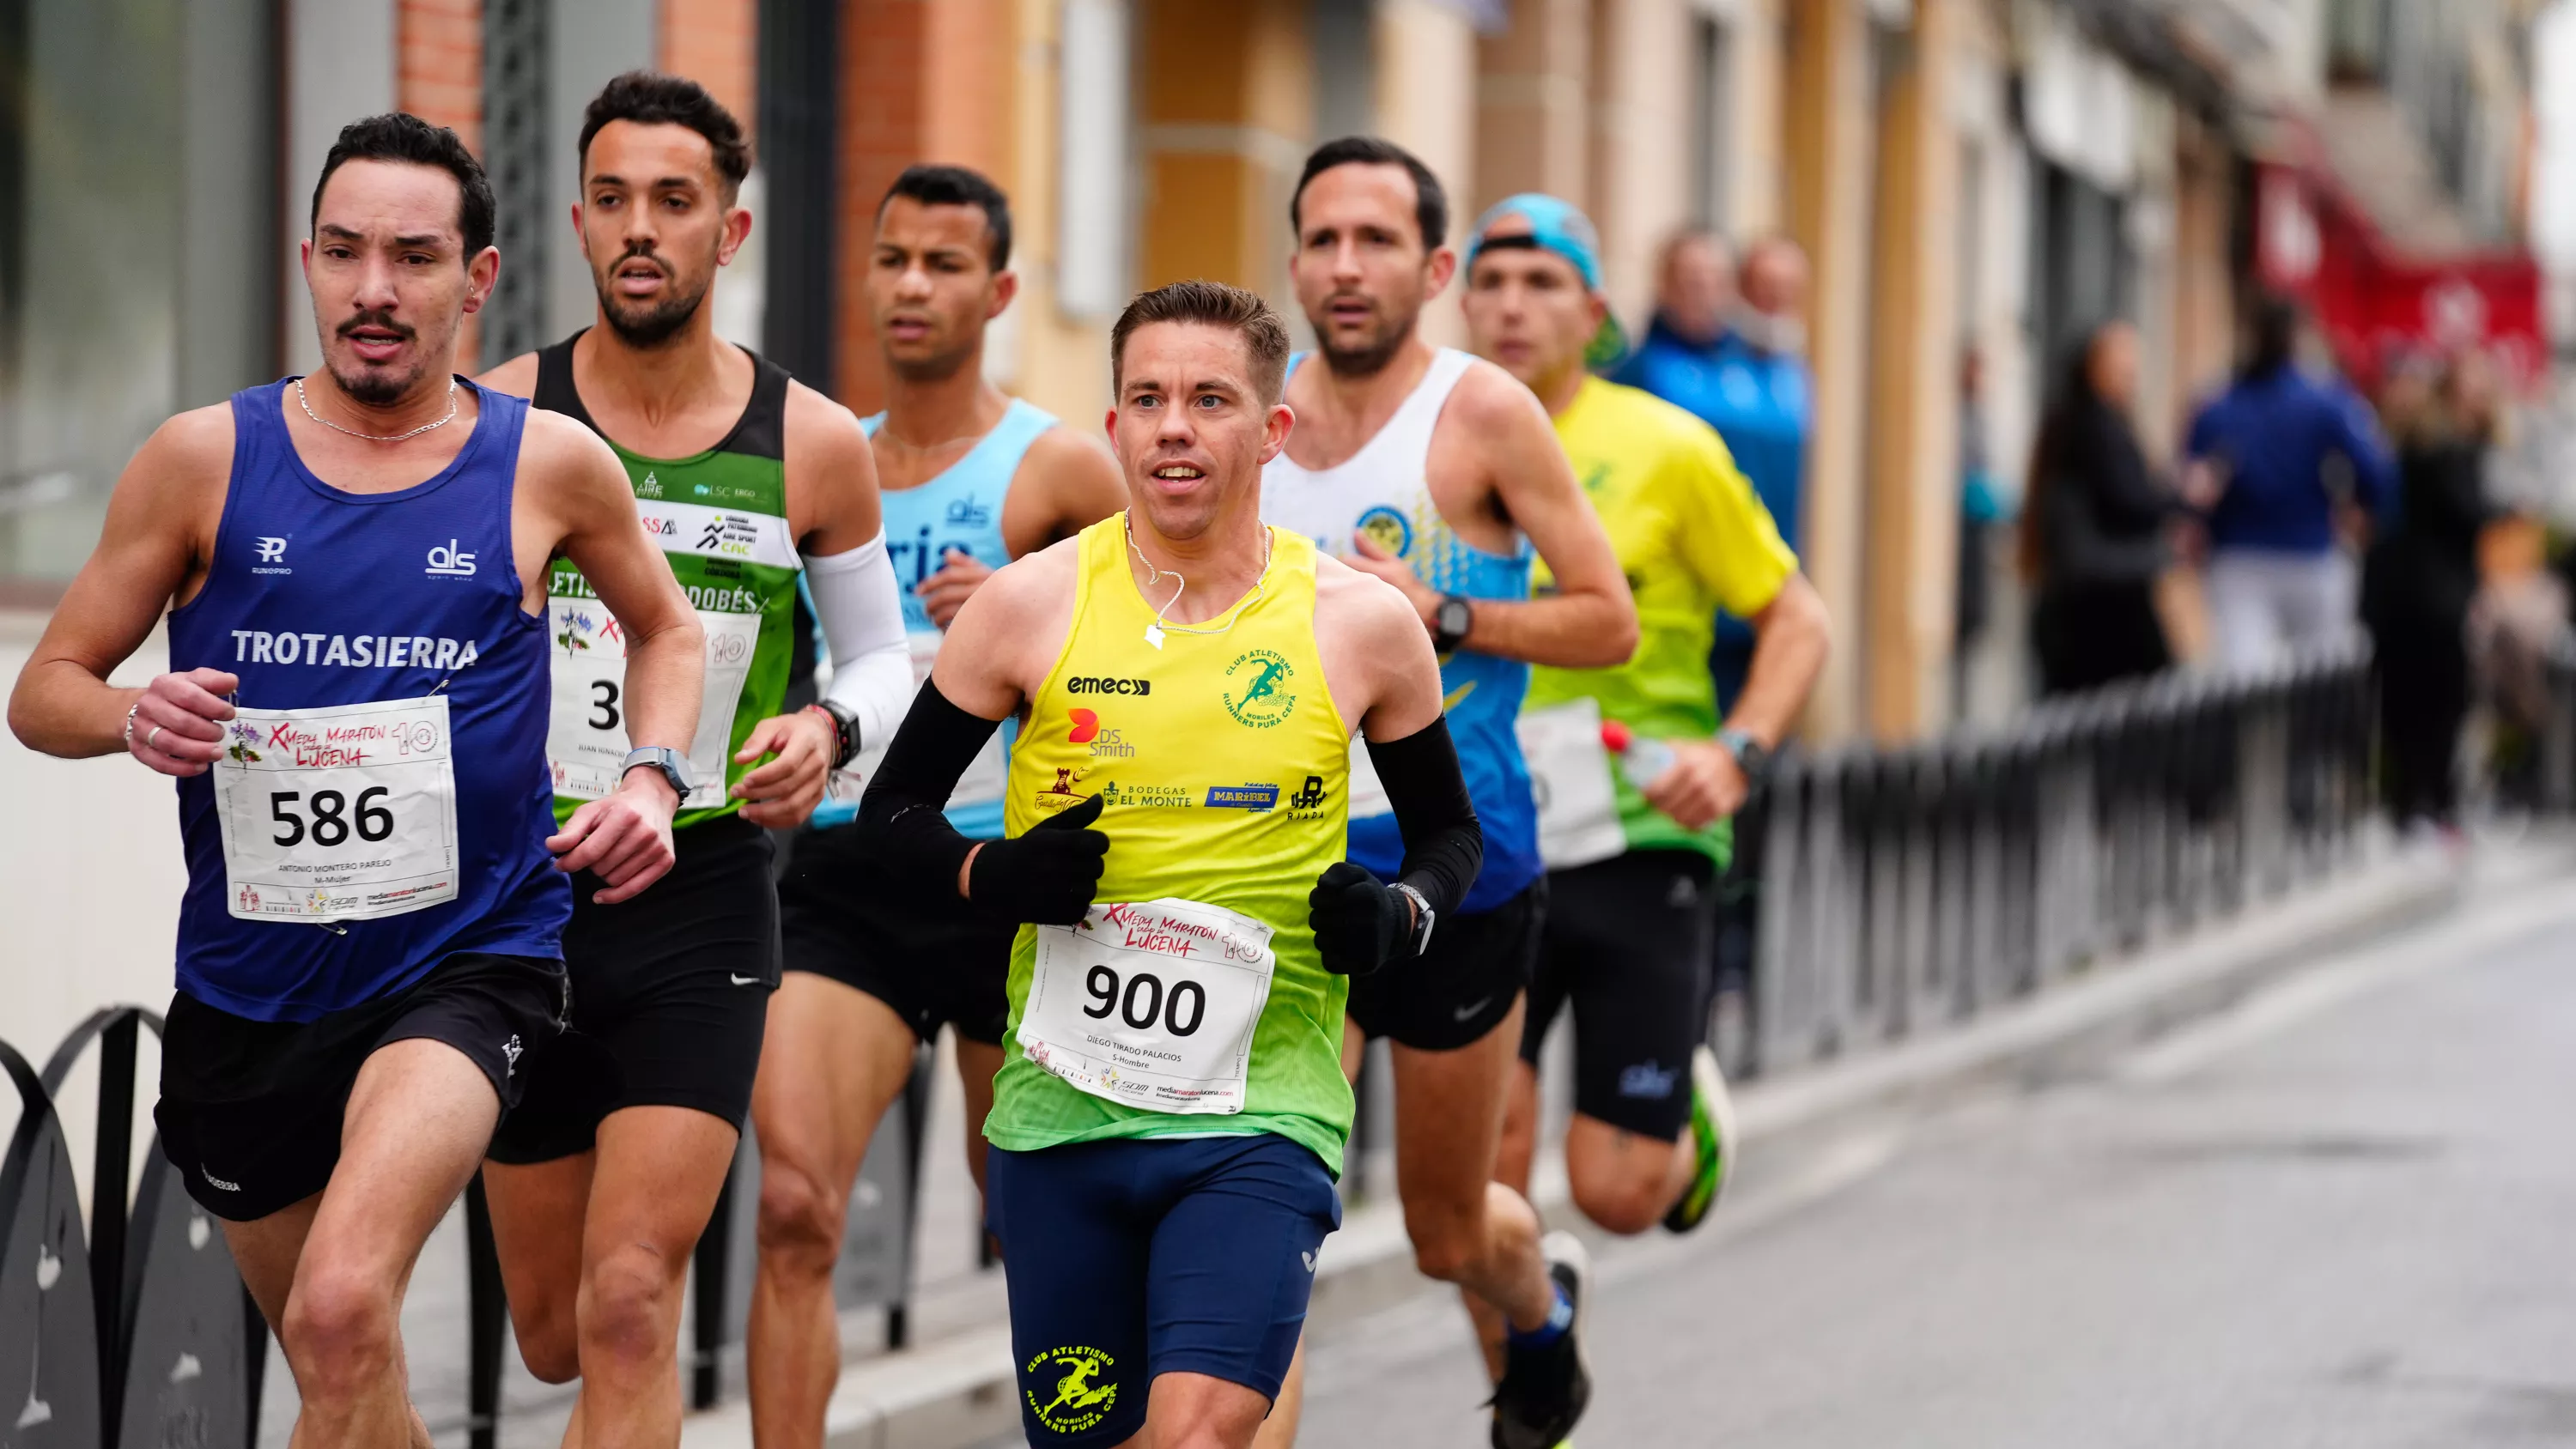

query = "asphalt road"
1288;890;2576;1448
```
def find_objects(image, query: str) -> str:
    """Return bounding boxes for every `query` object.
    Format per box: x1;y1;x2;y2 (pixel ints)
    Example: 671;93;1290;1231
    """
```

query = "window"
1;0;278;594
1689;15;1732;232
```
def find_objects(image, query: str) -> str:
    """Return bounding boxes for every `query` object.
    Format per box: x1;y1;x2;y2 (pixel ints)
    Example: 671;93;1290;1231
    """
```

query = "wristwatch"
1714;727;1771;785
1431;593;1474;654
809;700;860;770
620;745;696;803
1389;882;1437;957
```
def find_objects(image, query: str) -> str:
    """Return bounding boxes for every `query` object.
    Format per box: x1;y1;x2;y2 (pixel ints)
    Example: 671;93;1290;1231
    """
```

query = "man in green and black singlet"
475;72;914;1446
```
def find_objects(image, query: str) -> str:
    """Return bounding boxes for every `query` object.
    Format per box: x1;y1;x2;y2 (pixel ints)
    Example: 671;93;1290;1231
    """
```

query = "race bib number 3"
1019;899;1277;1115
213;695;460;923
547;599;757;809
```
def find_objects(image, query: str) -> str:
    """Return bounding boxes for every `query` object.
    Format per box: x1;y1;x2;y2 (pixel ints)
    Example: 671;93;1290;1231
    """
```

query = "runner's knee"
280;1268;399;1395
1401;1202;1486;1284
580;1245;686;1366
1570;1170;1667;1237
755;1156;846;1274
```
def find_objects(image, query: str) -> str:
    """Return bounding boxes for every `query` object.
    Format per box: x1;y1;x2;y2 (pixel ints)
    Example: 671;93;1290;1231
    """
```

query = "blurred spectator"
1955;347;2005;704
2021;321;2179;695
2361;355;2495;829
2184;296;2397;672
1613;233;1814;710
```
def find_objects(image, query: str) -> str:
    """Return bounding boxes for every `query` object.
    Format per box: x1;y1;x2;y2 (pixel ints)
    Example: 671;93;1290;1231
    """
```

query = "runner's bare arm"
998;427;1131;556
1643;571;1830;830
927;537;1079;723
732;383;905;826
529;409;705;900
8;405;239;773
1313;555;1444;744
1348;363;1635;668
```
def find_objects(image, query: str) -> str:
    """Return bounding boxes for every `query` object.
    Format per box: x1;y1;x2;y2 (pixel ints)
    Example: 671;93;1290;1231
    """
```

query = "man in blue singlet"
1260;136;1638;1449
7;114;704;1448
746;164;1126;1449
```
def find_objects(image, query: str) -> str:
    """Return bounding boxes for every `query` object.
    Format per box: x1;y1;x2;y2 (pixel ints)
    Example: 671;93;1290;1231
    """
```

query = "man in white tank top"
1258;137;1638;1449
745;165;1127;1449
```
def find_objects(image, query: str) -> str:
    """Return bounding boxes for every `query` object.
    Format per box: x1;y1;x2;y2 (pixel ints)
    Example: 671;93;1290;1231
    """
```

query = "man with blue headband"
1462;192;1826;1309
1263;140;1637;1449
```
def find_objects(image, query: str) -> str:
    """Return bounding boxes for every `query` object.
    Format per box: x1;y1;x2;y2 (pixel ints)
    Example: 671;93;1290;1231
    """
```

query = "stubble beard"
1315;300;1421;380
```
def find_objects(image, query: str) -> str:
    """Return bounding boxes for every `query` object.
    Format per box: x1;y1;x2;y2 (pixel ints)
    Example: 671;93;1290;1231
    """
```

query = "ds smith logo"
425;540;477;577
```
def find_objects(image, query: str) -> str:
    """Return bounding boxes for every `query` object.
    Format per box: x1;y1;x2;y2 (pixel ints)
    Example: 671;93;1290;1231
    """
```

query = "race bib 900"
1019;899;1277;1115
213;695;460;922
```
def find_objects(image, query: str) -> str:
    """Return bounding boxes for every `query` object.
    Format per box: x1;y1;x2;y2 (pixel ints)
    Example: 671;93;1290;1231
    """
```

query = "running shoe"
1489;1231;1592;1449
1662;1043;1739;1234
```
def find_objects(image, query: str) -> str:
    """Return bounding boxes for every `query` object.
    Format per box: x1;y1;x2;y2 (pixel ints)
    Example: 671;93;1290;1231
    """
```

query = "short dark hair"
878;164;1014;270
1291;136;1448;250
1111;281;1291;404
310;112;496;256
580;70;752;193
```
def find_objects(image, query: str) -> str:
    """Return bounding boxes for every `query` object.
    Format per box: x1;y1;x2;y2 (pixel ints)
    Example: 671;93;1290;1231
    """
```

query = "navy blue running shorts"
984;1133;1340;1443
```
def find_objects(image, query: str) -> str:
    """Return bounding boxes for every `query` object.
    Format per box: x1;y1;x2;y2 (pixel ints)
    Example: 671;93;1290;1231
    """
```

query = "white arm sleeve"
804;530;914;755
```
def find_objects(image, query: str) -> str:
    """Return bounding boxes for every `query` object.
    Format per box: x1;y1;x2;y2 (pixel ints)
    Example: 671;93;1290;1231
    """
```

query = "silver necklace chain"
1125;514;1273;648
296;377;459;443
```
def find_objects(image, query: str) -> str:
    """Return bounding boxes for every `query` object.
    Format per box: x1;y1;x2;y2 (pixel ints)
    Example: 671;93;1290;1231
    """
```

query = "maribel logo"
1204;785;1279;811
1221;650;1296;729
1066;676;1151;696
0;1008;264;1449
1026;1346;1118;1434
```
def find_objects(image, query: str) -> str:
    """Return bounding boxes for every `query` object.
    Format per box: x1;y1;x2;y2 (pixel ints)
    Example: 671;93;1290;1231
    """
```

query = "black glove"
967;794;1109;925
1309;861;1411;977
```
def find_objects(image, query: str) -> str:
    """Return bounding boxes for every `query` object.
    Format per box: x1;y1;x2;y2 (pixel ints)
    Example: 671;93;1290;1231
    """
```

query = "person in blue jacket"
1614;233;1812;710
2184;296;2397;672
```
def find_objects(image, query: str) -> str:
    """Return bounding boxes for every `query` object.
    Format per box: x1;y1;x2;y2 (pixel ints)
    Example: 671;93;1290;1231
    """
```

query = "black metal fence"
22;643;2576;1447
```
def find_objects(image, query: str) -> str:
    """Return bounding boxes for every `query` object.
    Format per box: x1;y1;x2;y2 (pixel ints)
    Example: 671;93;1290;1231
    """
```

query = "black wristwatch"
1431;593;1474;653
812;699;861;770
619;745;696;803
1715;727;1771;784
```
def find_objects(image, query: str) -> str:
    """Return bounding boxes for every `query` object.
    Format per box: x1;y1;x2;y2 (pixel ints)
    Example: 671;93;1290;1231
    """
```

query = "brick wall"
399;0;484;362
835;0;1013;415
663;0;761;141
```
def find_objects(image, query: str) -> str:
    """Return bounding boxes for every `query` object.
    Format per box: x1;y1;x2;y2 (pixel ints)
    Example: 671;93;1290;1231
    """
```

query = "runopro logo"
1066;676;1151;695
255;537;288;562
425;540;477;577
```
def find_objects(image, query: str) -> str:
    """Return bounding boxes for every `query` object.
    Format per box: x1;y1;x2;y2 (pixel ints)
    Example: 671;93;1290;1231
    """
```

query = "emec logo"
1222;649;1297;729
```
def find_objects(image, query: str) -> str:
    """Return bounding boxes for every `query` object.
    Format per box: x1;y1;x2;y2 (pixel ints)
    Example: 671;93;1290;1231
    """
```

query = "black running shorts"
156;951;568;1222
1346;879;1546;1052
1520;850;1716;1142
486;814;777;1164
776;822;1014;1046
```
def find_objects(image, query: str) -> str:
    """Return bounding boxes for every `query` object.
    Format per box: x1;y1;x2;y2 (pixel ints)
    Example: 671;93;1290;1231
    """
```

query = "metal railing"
1742;646;2377;1076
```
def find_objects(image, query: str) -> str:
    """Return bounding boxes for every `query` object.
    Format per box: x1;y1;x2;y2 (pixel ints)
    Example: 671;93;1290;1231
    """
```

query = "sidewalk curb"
684;838;2567;1449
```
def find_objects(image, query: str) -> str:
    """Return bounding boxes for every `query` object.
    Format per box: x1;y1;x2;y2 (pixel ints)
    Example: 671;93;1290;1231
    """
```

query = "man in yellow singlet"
853;280;1486;1448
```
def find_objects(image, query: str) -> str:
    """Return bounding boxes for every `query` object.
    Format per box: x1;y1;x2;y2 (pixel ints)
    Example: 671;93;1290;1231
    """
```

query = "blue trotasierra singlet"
1260;349;1540;913
808;397;1056;834
167;378;571;1022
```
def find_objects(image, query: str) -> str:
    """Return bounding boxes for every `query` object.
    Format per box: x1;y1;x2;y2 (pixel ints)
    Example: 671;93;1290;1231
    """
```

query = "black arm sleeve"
1364;717;1482;917
854;679;1007;899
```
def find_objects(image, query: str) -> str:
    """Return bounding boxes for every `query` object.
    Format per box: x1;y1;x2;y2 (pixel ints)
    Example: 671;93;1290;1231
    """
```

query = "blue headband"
1465;193;1604;291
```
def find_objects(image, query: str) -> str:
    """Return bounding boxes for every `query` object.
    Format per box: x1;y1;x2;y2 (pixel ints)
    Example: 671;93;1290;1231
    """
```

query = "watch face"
1438;597;1473;637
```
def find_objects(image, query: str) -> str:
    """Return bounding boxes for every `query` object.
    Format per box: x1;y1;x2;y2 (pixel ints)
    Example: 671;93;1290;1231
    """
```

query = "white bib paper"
1019;899;1277;1115
546;600;757;809
214;695;461;922
1345;735;1392;821
1517;697;1627;870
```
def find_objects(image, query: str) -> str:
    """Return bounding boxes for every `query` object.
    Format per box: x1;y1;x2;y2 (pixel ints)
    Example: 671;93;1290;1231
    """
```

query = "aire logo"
425;540;477;577
637;471;664;499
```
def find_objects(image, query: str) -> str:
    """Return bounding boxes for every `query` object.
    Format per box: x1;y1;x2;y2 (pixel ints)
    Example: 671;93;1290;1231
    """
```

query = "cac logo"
1026;1346;1118;1434
1222;649;1297;729
1355;505;1411;558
